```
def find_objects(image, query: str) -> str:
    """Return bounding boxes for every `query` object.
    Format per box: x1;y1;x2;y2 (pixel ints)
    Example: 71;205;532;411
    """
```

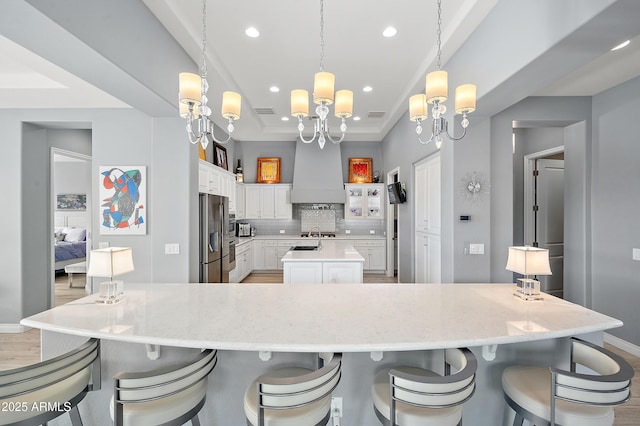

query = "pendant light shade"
334;90;353;118
291;90;310;117
313;71;336;105
455;84;477;114
221;91;242;120
409;94;428;122
179;72;202;105
425;70;448;104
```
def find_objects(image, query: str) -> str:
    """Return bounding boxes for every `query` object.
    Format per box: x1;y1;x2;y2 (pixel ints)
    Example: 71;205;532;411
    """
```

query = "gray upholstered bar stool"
0;338;100;426
371;347;477;425
243;353;342;426
112;348;217;426
502;337;634;426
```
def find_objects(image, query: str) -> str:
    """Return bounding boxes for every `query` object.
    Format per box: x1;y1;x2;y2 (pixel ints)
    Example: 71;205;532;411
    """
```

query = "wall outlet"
331;397;343;418
279;229;285;234
165;243;180;254
369;230;375;234
633;248;640;261
98;242;109;249
345;230;351;234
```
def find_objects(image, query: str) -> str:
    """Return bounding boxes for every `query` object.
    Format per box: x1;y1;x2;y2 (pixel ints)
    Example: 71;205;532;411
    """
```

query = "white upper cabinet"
344;184;385;220
198;160;237;201
244;184;292;220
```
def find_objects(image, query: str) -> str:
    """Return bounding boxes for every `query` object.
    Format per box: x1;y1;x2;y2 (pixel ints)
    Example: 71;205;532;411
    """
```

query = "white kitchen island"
21;284;623;426
281;240;365;283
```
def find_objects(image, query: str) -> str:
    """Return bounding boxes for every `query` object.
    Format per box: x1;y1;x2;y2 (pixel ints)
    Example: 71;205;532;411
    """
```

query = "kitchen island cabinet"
23;284;622;426
281;241;365;284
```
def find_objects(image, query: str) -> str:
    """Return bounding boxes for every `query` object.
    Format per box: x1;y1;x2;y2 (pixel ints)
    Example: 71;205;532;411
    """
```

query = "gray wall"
591;76;640;345
54;159;91;197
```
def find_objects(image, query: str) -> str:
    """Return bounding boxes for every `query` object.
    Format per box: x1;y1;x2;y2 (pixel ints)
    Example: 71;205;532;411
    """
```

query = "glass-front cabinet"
344;184;385;220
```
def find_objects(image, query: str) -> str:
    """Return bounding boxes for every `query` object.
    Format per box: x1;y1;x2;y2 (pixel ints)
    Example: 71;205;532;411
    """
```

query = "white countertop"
21;283;622;353
281;241;365;263
251;234;385;240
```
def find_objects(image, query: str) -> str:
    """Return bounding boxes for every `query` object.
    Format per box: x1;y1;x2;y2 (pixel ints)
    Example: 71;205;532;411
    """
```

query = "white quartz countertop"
251;234;385;240
281;241;365;263
21;284;622;353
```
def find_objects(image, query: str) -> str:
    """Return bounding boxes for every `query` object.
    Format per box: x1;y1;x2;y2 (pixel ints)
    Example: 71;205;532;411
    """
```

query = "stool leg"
191;414;201;426
513;412;525;426
69;406;83;426
68;273;73;288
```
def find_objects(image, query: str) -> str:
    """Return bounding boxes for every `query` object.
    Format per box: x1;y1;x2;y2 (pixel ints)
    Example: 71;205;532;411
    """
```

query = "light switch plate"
98;242;109;249
469;243;485;255
165;243;180;255
345;230;351;234
279;230;285;234
633;248;640;261
369;230;375;234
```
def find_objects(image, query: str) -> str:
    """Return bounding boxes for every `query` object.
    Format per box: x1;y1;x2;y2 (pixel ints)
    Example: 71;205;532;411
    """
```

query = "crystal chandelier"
290;0;353;149
409;0;476;148
179;0;241;150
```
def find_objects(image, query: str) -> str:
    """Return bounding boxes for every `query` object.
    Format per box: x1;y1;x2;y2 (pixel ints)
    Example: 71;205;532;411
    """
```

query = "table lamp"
505;246;551;301
87;247;134;304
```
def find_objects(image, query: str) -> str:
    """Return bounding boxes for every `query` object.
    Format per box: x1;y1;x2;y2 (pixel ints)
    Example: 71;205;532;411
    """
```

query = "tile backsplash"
243;203;386;236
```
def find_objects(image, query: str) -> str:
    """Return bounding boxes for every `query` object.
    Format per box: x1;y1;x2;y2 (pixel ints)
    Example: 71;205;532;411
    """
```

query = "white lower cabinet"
283;261;363;284
353;239;386;271
415;233;441;283
231;242;253;283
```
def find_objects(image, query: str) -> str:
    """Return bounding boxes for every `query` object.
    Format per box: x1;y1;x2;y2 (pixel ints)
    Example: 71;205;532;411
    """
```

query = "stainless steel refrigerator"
199;194;236;283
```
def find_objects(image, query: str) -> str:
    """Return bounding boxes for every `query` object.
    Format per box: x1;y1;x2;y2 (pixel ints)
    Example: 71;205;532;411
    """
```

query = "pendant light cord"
436;0;442;70
319;0;325;72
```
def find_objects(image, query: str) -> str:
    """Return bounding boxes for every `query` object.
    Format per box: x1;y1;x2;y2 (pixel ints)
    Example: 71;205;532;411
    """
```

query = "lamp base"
96;280;124;304
513;278;543;301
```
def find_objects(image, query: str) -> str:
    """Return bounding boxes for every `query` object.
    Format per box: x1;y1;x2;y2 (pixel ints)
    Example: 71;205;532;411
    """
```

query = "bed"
54;212;88;271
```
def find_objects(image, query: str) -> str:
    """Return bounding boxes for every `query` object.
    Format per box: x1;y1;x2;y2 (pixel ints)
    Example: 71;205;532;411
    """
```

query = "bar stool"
502;337;634;426
0;338;100;426
112;348;217;426
371;347;477;425
244;353;342;426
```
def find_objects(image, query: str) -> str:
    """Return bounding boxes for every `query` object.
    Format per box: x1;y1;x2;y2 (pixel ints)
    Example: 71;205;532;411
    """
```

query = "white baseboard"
604;332;640;358
0;324;32;333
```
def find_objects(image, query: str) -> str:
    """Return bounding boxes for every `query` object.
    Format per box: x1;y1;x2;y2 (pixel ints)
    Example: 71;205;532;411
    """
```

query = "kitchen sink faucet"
309;226;322;250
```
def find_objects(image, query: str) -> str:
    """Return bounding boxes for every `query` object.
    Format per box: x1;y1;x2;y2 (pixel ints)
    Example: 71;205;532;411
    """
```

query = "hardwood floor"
1;273;638;424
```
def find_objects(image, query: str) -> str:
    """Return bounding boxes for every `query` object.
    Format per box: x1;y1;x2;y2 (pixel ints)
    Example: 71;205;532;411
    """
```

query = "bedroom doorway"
51;148;92;306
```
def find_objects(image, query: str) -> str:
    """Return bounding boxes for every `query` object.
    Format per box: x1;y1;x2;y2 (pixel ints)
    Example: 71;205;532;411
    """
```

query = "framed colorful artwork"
257;157;281;183
212;143;228;170
99;166;146;235
348;158;373;183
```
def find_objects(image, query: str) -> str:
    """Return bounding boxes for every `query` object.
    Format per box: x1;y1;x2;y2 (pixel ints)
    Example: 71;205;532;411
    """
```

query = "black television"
387;182;406;204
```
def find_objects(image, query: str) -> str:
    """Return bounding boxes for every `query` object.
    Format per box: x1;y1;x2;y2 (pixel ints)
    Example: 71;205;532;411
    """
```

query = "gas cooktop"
301;233;336;238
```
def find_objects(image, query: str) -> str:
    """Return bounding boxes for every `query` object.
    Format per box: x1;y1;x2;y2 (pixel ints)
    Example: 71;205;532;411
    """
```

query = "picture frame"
348;158;373;183
212;143;228;170
99;166;146;235
257;157;281;183
56;194;87;210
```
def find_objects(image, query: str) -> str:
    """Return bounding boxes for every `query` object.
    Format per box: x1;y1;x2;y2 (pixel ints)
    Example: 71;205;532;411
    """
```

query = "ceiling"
1;0;640;141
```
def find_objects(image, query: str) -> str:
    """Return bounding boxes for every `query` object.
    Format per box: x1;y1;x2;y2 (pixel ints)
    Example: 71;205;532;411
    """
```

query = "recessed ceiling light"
363;86;373;93
245;27;260;38
281;116;290;121
269;86;280;93
611;40;630;51
383;27;397;38
353;116;361;121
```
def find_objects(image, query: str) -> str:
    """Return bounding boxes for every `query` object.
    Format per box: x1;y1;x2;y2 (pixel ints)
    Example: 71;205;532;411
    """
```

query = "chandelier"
409;0;476;148
290;0;353;149
179;0;241;150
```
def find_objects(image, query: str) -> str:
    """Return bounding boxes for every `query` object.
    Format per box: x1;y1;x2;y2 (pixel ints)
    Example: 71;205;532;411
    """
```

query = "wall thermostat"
459;215;471;222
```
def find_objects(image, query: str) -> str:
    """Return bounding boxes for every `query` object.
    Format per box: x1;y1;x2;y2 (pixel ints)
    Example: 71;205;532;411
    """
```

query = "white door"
536;159;564;297
414;153;441;283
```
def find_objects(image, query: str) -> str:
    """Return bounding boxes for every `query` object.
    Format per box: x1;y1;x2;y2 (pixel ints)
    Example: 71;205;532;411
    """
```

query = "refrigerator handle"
209;231;219;253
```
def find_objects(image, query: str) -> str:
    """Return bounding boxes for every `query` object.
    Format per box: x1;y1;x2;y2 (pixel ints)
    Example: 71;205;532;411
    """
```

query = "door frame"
523;145;564;246
385;167;400;280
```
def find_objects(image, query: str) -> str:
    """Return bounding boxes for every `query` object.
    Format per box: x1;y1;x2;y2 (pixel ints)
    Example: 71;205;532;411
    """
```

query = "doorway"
51;148;92;306
386;167;400;281
524;146;564;298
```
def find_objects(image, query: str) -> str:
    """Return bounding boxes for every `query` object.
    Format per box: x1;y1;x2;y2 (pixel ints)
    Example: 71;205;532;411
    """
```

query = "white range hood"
290;141;345;204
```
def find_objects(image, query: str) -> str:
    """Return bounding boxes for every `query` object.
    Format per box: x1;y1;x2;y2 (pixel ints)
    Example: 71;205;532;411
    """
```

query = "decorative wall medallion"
461;171;490;202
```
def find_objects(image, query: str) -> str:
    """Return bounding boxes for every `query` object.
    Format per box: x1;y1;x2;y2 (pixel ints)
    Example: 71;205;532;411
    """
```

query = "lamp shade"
425;70;448;103
454;84;476;114
313;71;335;105
221;91;241;120
178;72;202;105
334;90;353;118
87;247;135;278
409;94;428;122
291;89;309;117
505;246;552;276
